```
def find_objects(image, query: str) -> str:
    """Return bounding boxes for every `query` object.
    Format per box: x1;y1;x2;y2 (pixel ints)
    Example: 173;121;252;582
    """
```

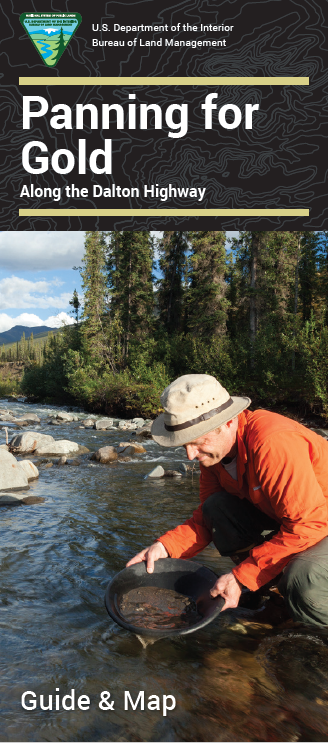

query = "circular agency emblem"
20;12;82;67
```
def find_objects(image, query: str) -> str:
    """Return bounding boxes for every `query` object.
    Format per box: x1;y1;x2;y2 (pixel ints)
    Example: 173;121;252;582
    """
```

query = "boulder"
56;412;74;422
21;496;45;505
0;491;27;505
75;445;89;454
82;418;95;428
57;456;67;465
34;440;80;456
0;413;16;421
136;423;153;439
90;446;118;463
9;431;55;454
118;420;135;429
116;442;146;456
164;470;183;478
18;459;39;481
145;465;165;479
0;449;29;491
17;413;41;423
131;442;147;454
131;417;145;427
94;418;114;430
49;419;61;425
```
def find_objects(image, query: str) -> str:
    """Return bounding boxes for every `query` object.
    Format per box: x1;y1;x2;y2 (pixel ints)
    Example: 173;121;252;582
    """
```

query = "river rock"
90;446;118;463
94;418;114;430
82;418;95;428
49;419;61;425
0;491;27;505
128;442;147;454
17;413;41;423
66;458;81;466
118;420;135;430
131;418;145;427
21;496;45;505
116;442;146;455
57;456;67;465
164;470;183;478
0;449;29;490
136;423;153;439
0;413;16;421
56;412;74;422
9;431;55;454
18;459;39;481
145;465;165;479
34;440;80;456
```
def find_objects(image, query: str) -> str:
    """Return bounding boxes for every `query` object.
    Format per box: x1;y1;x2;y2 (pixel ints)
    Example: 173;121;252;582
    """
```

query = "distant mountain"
0;325;57;345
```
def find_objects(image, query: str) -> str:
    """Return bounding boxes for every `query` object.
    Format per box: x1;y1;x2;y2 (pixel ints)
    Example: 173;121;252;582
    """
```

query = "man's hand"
126;541;169;573
210;571;242;611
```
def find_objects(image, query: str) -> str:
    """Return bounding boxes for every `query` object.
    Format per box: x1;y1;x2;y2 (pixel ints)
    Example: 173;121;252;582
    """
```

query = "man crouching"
127;374;328;626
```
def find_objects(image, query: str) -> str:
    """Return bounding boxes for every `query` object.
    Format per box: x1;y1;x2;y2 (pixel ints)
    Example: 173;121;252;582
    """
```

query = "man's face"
183;419;238;467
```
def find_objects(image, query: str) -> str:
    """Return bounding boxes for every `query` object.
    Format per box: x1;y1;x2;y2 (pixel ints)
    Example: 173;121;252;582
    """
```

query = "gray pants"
202;491;328;627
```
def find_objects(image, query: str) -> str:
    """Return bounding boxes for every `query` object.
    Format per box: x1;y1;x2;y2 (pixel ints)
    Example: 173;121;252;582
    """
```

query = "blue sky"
0;231;238;332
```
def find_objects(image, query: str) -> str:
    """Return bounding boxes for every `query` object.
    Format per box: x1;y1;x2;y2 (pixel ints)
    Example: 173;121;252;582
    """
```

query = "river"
0;399;327;742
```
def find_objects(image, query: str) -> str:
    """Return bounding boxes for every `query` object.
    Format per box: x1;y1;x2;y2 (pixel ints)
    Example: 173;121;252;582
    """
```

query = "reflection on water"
0;400;328;741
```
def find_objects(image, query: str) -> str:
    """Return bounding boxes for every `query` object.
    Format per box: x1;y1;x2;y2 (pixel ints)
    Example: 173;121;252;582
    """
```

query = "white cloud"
45;312;74;328
0;312;74;333
0;276;71;310
0;232;85;270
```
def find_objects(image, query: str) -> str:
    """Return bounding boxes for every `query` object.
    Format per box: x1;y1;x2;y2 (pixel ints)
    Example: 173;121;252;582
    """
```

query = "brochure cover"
1;3;328;743
2;0;327;230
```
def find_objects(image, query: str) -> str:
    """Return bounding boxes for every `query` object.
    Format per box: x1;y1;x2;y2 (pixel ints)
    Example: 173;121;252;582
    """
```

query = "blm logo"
20;12;82;67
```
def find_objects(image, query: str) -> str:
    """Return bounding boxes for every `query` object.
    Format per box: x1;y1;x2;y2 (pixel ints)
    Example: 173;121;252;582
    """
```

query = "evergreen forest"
21;230;328;422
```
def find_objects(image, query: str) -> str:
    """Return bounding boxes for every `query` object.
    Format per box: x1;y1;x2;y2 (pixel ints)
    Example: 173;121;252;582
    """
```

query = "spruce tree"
186;231;228;336
107;231;154;358
69;289;81;325
228;231;301;367
81;231;114;369
157;231;188;334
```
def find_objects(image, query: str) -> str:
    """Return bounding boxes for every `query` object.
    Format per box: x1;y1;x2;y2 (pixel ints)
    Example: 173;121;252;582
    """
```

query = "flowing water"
0;399;328;742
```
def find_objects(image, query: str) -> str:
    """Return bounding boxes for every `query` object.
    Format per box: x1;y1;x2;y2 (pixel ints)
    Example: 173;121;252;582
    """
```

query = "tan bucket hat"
151;374;251;447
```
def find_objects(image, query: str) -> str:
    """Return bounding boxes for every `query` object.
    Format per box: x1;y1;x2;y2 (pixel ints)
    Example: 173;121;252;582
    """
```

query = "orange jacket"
158;410;328;590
